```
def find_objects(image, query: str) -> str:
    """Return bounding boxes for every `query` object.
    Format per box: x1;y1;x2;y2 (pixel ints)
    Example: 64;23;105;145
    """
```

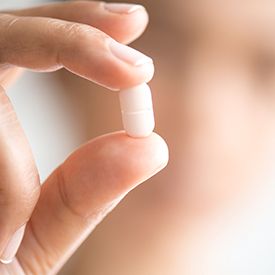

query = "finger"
5;1;149;44
17;132;168;274
0;14;154;90
0;68;23;88
0;85;40;263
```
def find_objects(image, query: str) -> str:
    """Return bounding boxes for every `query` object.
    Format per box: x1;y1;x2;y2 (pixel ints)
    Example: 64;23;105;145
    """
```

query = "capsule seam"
121;109;152;115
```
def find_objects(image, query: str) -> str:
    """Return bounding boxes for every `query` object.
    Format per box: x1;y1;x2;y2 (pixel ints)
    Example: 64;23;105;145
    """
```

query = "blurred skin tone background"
3;0;275;274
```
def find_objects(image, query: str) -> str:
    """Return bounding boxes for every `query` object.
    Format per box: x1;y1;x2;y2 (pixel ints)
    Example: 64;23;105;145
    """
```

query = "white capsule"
119;83;155;138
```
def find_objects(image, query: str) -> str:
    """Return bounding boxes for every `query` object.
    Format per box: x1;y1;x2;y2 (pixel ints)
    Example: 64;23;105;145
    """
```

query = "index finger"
4;1;149;44
0;14;154;90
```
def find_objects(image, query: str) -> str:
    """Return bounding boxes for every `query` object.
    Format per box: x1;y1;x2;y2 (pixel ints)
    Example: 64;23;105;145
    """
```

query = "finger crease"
5;16;20;32
56;168;87;220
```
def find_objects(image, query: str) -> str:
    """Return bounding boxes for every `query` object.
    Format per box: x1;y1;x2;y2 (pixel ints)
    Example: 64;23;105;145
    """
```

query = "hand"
0;1;169;274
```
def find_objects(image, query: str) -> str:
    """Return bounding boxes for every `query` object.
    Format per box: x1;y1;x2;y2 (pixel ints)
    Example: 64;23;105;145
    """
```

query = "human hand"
0;1;168;274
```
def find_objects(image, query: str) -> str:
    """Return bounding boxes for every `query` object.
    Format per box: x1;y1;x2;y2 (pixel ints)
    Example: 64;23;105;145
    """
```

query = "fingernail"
0;225;26;264
109;40;153;66
104;3;144;14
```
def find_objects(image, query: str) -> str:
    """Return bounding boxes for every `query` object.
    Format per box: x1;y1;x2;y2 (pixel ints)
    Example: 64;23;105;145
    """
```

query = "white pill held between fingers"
119;83;155;138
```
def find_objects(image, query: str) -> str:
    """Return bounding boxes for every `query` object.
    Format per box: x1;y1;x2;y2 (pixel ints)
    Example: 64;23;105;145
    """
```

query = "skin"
2;0;275;274
60;0;275;274
0;1;169;274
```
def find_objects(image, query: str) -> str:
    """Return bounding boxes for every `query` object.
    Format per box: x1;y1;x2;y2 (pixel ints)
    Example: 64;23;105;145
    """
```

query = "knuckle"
0;14;21;42
0;14;20;29
52;20;109;44
64;22;107;43
65;22;92;38
44;19;110;61
46;19;101;40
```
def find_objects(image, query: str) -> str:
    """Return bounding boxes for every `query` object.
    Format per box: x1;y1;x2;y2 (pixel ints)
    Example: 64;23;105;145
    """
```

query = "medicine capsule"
119;83;155;138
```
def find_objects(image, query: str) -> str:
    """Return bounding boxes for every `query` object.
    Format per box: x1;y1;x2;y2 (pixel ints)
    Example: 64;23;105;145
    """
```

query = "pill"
119;83;155;138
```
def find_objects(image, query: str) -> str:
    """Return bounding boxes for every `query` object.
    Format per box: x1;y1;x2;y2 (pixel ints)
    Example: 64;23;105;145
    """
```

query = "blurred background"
2;0;275;274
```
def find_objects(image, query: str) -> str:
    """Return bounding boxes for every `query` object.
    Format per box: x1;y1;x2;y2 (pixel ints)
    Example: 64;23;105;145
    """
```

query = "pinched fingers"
0;3;153;90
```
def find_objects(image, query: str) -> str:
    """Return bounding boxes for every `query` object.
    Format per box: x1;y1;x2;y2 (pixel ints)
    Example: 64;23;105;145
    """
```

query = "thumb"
17;132;169;274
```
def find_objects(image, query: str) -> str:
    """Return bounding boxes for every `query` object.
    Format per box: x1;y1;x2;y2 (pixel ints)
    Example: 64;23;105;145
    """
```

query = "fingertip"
62;131;169;197
98;2;150;44
105;60;155;90
149;132;170;170
96;131;169;182
86;39;155;90
109;5;149;44
67;1;150;44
